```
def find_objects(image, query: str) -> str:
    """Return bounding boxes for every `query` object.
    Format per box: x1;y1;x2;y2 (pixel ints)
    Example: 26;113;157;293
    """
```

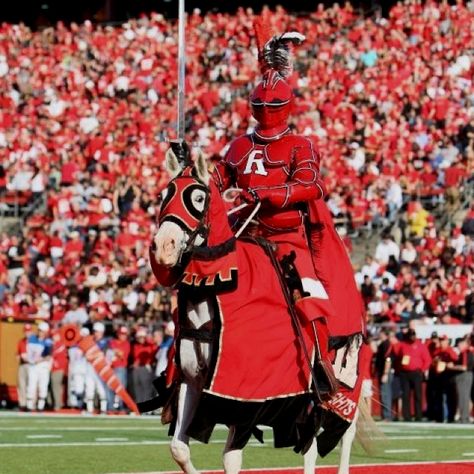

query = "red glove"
237;189;260;206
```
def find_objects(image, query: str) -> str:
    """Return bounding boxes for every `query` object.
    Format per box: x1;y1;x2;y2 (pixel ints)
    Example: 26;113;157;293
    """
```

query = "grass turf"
0;414;473;474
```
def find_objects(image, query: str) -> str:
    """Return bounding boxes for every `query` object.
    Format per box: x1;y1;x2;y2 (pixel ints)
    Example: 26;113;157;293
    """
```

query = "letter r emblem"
243;150;268;176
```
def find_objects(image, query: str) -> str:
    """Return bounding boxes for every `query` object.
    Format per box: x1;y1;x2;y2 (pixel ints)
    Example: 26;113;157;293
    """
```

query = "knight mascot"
174;19;365;391
149;12;367;459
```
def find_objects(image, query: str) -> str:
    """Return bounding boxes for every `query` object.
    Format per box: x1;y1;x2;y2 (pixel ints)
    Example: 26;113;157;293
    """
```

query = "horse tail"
355;395;386;455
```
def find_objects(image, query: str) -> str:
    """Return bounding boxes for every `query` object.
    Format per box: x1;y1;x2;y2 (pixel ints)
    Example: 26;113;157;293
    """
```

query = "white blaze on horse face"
243;149;268;176
154;221;187;267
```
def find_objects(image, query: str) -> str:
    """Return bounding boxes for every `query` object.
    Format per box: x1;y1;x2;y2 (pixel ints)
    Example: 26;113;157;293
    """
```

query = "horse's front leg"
170;382;201;474
223;426;243;474
303;437;318;474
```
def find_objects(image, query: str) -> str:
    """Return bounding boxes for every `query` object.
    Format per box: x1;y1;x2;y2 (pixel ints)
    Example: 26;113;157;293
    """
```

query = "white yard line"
0;439;229;448
462;453;474;456
26;435;63;439
95;437;129;442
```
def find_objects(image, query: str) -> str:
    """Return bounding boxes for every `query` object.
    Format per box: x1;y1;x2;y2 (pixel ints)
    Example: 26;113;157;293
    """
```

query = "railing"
0;191;46;231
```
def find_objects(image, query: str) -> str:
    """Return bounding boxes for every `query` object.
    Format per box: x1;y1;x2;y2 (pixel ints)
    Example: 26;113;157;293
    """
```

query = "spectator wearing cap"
394;328;431;421
131;327;156;404
16;323;33;410
431;335;458;423
26;322;53;411
107;326;131;411
85;322;109;414
452;337;474;424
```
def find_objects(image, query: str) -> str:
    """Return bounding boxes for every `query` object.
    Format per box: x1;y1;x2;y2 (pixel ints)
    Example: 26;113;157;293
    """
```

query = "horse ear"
195;151;210;185
165;148;183;179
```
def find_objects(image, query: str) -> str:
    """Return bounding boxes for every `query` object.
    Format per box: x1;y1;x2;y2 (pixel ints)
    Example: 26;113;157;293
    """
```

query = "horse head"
151;149;234;285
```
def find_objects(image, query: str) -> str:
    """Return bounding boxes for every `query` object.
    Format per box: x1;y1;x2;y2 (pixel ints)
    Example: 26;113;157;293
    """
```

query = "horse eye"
195;195;204;203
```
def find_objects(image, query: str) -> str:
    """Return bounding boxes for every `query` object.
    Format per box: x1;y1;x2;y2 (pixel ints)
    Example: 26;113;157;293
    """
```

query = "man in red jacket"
395;328;431;421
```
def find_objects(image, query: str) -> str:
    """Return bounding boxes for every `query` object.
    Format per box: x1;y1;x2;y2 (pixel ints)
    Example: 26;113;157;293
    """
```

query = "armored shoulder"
224;135;254;167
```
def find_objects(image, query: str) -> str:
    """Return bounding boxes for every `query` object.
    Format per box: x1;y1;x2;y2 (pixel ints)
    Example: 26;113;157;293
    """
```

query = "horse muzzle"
153;221;187;268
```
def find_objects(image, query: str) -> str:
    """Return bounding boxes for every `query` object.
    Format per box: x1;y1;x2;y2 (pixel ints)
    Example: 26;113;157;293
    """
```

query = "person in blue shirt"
26;321;53;411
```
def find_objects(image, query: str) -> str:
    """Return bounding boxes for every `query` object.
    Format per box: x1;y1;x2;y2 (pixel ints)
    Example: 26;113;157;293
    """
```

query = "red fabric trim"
294;296;331;324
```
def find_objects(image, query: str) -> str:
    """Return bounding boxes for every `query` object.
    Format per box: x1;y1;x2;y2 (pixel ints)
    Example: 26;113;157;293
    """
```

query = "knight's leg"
337;409;358;474
223;426;243;474
303;437;318;474
170;382;200;474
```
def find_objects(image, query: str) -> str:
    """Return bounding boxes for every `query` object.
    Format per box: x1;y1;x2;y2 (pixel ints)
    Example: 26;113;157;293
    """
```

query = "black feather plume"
261;32;305;77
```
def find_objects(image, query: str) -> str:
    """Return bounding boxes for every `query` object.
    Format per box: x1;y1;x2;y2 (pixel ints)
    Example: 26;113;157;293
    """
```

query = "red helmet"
251;18;305;140
250;69;292;131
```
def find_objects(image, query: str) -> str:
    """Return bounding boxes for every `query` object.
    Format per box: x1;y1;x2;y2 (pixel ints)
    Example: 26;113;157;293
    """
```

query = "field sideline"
0;413;473;474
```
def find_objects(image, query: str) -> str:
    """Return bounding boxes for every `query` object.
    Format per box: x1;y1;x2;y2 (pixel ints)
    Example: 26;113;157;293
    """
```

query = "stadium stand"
0;1;473;418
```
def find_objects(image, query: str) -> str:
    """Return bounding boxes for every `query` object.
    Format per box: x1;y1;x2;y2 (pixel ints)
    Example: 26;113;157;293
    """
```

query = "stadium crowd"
0;0;473;418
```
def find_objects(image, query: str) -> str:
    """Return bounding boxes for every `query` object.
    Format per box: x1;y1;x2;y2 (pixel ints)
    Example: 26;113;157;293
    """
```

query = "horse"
150;149;370;474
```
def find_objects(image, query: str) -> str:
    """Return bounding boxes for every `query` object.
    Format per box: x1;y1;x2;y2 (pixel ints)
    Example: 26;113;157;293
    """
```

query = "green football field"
0;413;473;474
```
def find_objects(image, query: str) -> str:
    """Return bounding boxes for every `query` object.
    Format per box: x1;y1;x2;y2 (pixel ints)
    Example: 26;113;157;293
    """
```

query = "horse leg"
337;409;359;474
303;437;318;474
170;382;201;474
222;426;243;474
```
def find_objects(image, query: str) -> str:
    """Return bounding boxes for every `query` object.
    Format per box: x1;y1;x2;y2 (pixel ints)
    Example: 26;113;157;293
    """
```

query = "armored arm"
212;159;236;192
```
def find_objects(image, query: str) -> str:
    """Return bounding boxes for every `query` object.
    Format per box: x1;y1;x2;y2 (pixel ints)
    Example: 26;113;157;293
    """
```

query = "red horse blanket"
185;239;315;401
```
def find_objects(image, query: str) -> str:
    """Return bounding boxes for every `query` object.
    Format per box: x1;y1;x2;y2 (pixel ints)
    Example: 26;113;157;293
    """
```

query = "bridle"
157;174;261;266
158;172;211;265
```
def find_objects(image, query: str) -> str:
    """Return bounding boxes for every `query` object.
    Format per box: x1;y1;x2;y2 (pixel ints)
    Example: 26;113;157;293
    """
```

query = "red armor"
214;133;326;232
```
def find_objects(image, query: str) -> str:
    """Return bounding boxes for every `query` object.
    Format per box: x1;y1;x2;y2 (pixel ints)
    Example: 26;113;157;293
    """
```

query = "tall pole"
177;0;186;142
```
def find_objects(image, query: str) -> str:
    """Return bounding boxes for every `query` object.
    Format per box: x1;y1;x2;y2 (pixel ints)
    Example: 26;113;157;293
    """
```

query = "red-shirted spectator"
394;329;431;421
50;330;68;410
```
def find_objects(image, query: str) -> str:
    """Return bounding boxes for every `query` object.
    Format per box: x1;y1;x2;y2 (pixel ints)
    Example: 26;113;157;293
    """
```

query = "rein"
224;187;261;239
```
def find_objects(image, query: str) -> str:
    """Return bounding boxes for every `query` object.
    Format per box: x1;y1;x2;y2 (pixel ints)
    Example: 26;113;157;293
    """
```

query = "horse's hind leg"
170;382;201;474
223;426;243;474
337;409;358;474
303;437;318;474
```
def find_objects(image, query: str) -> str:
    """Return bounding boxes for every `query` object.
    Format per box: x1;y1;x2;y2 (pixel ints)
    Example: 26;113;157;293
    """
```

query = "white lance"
177;0;186;142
